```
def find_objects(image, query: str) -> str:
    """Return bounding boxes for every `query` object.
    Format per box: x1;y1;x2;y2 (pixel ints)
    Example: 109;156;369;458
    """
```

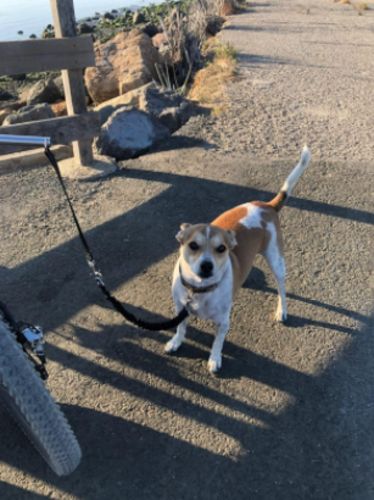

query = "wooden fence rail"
0;113;100;155
0;37;94;75
0;0;97;168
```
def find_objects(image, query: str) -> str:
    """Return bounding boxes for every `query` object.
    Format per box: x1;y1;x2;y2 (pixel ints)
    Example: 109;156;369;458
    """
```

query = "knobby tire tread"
0;319;81;476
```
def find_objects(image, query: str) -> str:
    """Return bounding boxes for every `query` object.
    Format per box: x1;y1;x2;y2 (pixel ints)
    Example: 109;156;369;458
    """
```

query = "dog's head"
176;223;237;280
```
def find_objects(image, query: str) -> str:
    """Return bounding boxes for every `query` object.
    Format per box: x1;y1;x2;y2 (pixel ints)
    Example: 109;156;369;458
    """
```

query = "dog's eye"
189;241;199;251
216;245;226;253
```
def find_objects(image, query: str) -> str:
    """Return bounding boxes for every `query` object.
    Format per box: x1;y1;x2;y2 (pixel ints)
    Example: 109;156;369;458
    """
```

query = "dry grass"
188;40;237;114
354;2;370;10
334;0;371;13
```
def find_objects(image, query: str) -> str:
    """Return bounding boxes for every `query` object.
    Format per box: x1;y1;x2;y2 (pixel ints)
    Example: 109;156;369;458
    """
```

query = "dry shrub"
188;41;237;114
188;0;238;42
155;0;239;92
354;2;369;11
335;0;370;13
155;6;198;92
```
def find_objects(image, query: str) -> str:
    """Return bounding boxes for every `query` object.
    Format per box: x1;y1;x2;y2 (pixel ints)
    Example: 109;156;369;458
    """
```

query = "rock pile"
0;0;232;160
84;29;161;104
94;82;197;159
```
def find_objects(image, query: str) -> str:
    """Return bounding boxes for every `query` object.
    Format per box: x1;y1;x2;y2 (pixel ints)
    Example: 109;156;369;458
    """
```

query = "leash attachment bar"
44;147;188;332
0;301;48;380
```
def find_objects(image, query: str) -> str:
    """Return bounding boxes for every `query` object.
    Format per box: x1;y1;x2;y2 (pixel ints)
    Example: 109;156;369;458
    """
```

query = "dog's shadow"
165;264;355;379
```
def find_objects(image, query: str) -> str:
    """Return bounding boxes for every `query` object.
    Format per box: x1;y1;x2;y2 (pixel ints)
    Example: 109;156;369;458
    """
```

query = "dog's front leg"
208;317;230;373
165;311;188;353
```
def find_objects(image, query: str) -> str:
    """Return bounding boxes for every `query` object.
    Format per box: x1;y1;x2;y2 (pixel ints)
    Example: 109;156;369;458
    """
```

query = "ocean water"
0;0;150;41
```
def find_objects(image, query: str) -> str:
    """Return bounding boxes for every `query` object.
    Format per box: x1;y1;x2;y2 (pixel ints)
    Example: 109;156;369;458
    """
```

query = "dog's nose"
200;260;214;277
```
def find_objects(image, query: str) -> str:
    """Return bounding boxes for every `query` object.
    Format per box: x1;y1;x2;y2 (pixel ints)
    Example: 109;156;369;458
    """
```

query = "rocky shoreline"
0;0;239;161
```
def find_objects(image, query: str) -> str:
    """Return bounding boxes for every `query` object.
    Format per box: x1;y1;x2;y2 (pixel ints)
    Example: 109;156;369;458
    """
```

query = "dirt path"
0;1;373;499
192;0;374;161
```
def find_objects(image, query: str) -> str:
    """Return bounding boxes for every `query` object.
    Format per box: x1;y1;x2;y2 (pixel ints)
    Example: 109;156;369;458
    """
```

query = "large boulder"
95;83;154;119
94;106;170;160
96;82;197;132
3;103;54;125
26;77;63;105
84;29;161;105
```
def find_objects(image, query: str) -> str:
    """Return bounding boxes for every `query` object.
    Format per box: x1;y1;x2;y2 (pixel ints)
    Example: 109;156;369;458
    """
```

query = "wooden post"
50;0;93;166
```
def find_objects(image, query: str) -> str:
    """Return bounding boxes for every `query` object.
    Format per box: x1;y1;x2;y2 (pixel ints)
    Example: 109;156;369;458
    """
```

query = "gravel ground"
0;1;373;499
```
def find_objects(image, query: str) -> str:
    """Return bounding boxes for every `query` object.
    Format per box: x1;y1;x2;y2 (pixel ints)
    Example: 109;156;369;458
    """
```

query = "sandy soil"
0;1;373;498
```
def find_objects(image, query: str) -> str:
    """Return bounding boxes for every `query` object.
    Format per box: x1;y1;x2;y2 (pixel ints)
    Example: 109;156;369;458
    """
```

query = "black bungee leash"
44;147;189;331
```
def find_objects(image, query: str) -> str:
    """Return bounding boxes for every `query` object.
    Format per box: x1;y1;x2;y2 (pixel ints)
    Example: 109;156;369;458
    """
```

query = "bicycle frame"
0;134;51;147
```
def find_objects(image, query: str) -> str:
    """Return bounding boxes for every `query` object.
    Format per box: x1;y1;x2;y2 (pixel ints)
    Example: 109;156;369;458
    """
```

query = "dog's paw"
208;355;222;374
274;309;287;323
165;337;181;353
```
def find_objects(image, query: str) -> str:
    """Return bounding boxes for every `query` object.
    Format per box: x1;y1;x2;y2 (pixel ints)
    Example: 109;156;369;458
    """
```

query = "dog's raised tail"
268;146;311;212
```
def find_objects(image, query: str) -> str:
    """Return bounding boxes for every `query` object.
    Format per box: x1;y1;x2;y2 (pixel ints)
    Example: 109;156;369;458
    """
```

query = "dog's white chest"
185;293;222;321
172;260;233;324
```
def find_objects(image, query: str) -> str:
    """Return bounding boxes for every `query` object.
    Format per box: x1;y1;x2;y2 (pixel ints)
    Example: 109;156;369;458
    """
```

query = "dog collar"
179;265;219;294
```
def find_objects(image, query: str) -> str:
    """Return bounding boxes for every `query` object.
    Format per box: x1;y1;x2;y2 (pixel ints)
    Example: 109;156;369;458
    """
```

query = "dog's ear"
176;223;191;244
226;230;237;249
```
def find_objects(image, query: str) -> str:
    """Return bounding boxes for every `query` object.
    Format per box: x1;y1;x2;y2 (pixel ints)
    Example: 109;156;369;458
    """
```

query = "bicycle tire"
0;319;82;476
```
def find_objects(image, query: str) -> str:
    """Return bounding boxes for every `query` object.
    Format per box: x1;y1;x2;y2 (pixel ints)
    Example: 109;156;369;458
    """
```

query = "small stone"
11;73;26;81
78;22;95;34
143;23;160;38
133;11;146;24
206;16;225;36
52;76;65;98
152;33;167;49
0;89;15;101
51;101;67;116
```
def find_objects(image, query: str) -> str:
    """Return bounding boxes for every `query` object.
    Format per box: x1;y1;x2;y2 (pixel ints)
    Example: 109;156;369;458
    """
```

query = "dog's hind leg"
263;222;287;322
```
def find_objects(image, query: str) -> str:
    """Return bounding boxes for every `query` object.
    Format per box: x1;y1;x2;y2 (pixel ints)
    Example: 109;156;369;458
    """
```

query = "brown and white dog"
165;147;311;373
